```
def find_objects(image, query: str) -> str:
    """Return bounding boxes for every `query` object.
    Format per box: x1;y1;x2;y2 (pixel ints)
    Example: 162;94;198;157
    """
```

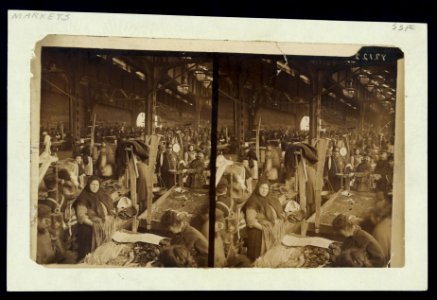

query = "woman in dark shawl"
74;175;116;261
243;179;287;261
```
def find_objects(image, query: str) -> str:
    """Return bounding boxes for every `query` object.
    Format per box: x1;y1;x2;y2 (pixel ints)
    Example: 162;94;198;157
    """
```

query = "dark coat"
73;176;114;221
284;142;318;178
115;140;149;178
342;229;387;267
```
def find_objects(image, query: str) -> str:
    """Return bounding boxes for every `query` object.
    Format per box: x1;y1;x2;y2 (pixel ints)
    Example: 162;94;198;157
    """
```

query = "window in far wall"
300;115;309;131
136;112;145;127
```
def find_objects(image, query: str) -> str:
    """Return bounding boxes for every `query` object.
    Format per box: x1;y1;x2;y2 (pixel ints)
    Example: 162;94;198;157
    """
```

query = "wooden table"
307;190;380;235
138;186;209;230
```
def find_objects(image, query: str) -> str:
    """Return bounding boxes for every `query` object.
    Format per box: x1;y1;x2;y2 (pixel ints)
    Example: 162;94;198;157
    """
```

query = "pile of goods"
151;188;208;222
300;246;331;268
83;242;133;266
100;180;130;201
318;191;378;226
287;210;306;223
132;243;161;266
83;241;161;267
253;244;332;268
100;180;123;193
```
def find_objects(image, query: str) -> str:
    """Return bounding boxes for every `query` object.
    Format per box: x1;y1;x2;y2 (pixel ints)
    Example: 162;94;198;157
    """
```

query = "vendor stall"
253;234;333;268
307;190;380;235
138;186;209;231
81;230;169;267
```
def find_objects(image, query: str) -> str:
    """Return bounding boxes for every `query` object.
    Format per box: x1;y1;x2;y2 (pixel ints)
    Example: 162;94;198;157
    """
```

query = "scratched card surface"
7;12;427;291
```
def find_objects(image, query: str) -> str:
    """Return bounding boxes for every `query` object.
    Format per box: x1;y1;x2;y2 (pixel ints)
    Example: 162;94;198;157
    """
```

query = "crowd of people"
37;123;212;265
37;120;395;268
211;126;394;267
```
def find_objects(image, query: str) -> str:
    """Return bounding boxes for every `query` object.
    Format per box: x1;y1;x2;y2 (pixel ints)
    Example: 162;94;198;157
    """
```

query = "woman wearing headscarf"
243;180;288;261
74;175;116;261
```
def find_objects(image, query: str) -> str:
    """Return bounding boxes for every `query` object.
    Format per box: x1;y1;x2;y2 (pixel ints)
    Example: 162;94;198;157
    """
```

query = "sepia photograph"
33;45;403;270
7;11;427;290
35;48;213;267
215;51;401;268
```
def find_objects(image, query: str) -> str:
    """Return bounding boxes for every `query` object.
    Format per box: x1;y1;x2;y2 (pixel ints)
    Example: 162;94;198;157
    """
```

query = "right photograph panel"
215;49;402;268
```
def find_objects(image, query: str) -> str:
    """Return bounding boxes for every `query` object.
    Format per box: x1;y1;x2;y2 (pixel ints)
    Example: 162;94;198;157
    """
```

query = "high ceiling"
218;53;398;117
41;47;399;128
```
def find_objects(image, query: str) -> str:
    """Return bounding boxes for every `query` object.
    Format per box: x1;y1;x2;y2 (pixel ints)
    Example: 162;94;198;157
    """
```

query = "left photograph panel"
33;47;213;267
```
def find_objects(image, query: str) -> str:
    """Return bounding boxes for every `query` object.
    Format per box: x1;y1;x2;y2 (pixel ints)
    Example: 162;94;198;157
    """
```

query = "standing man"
324;146;342;191
42;131;52;155
187;151;207;189
265;142;280;182
161;143;177;189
